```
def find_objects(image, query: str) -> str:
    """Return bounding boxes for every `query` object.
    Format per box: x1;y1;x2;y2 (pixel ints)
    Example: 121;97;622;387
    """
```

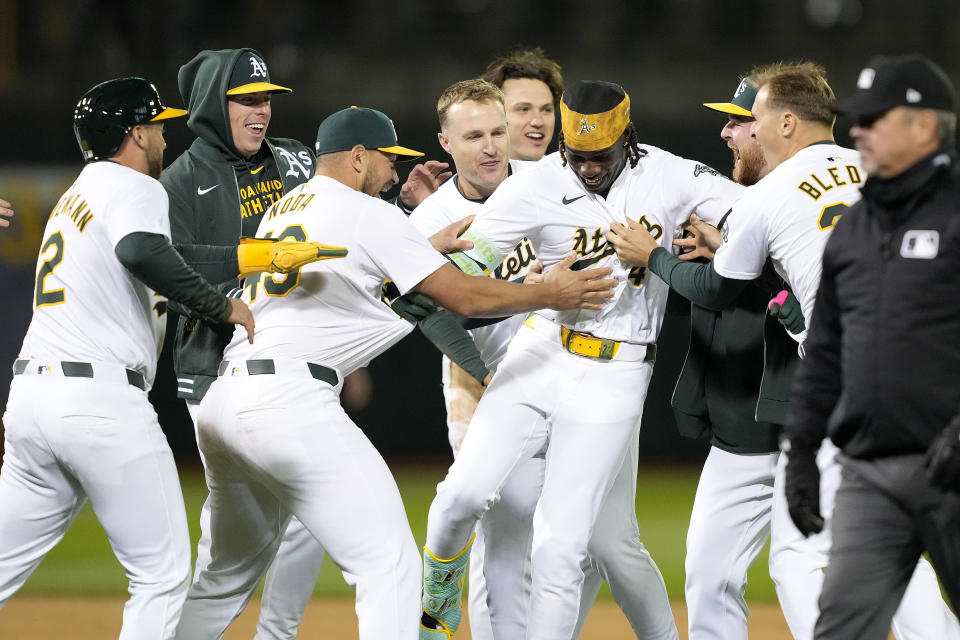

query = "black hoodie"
161;48;314;401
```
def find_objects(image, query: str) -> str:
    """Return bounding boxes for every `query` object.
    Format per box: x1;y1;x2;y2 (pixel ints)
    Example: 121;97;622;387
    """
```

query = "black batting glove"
768;289;806;334
925;416;960;492
781;436;825;536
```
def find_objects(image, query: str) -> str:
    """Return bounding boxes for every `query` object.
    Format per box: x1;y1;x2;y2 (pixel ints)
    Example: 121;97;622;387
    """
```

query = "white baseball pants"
426;324;670;640
444;357;674;639
185;400;324;640
174;368;420;640
0;371;191;640
684;447;778;640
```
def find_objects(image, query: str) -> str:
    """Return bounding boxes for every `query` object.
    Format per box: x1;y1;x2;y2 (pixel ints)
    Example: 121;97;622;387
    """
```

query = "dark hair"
752;61;836;126
481;47;564;107
559;122;646;169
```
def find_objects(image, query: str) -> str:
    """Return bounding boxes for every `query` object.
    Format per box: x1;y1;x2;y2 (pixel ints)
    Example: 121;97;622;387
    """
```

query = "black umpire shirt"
786;149;960;459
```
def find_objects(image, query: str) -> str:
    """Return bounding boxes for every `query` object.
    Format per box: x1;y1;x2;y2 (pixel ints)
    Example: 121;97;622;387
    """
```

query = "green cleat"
420;534;475;637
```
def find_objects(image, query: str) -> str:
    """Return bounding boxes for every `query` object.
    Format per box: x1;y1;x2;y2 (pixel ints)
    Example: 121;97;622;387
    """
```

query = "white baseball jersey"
223;175;448;376
410;161;535;370
18;161;171;384
462;149;744;344
713;143;863;336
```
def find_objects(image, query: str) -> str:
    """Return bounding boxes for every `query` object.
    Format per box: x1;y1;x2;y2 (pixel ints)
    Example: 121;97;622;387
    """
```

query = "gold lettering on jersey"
798;165;862;201
267;194;314;220
572;227;606;257
572;228;588;255
50;193;95;233
628;265;647;288
493;238;536;280
826;166;846;187
810;173;833;193
636;214;664;240
571;227;616;269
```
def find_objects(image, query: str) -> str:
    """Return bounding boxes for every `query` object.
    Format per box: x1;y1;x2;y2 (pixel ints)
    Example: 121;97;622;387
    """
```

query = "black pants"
815;453;960;639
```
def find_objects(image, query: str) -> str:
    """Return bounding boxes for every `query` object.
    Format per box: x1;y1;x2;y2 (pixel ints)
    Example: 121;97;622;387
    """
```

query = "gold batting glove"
237;237;348;278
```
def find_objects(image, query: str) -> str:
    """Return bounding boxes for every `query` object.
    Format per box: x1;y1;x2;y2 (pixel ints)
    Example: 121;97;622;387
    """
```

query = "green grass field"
16;462;778;602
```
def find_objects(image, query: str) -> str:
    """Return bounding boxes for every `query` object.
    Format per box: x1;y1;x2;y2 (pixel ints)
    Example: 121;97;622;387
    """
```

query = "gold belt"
522;314;655;363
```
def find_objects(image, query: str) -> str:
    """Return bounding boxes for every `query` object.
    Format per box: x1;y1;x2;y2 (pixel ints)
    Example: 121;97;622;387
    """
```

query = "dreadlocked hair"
559;122;646;168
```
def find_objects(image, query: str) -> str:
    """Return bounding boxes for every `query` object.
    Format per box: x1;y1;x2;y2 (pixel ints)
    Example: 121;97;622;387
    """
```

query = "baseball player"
419;80;743;640
657;73;801;640
0;77;254;639
412;78;676;640
481;46;564;162
172;105;615;640
160;48;325;640
608;61;958;640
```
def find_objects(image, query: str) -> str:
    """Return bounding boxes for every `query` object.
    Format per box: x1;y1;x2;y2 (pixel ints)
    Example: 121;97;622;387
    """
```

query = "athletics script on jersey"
571;216;665;287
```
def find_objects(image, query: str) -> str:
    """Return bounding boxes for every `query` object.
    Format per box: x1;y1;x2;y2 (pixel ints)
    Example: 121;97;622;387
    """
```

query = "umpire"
782;54;960;638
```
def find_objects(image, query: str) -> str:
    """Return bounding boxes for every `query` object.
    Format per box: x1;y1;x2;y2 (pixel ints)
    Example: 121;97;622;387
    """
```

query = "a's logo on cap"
857;68;876;89
906;88;922;103
734;78;748;98
249;56;268;79
578;118;597;135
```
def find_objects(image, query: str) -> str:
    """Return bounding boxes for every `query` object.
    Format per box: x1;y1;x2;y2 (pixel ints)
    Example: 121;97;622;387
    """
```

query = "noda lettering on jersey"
266;193;315;220
797;164;862;200
49;193;94;233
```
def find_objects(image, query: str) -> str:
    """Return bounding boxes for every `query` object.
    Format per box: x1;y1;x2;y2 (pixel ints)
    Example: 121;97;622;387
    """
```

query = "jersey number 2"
35;231;66;307
244;224;307;301
818;202;849;231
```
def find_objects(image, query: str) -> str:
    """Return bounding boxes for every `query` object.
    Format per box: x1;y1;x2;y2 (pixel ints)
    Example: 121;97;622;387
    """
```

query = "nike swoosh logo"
197;185;219;195
250;166;265;175
562;195;586;205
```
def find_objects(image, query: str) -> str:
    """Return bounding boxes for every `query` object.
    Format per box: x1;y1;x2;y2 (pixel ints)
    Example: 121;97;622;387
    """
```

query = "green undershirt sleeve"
647;246;749;311
115;232;230;322
418;309;490;385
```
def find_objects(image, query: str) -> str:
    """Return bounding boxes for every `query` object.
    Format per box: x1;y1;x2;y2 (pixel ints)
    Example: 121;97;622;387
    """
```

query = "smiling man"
418;80;741;640
482;47;563;161
160;48;322;640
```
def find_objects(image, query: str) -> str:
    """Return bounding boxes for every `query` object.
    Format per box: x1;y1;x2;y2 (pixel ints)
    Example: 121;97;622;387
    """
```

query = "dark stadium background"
0;0;957;464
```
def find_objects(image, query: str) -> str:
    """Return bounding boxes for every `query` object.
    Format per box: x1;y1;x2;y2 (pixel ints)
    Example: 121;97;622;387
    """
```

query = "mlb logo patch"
900;230;939;259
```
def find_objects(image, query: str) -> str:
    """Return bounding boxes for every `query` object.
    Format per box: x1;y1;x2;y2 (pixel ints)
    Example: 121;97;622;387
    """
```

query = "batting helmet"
73;77;187;162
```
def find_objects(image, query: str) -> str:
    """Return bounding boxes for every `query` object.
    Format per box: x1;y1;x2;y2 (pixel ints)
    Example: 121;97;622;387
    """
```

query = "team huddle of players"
2;43;960;640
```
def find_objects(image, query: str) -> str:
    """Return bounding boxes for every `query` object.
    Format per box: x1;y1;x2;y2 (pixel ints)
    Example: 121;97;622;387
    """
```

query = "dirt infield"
0;596;792;638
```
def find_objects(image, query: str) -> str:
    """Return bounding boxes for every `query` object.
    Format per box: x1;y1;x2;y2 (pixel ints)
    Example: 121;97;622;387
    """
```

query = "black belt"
217;359;339;387
13;359;146;391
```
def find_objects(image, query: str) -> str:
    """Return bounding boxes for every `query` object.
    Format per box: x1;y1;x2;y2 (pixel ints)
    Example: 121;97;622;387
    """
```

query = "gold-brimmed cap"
703;76;759;117
225;51;292;96
315;106;424;159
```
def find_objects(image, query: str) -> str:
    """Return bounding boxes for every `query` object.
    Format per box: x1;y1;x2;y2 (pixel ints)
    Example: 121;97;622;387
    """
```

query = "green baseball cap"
703;75;759;117
225;50;292;95
314;106;424;159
